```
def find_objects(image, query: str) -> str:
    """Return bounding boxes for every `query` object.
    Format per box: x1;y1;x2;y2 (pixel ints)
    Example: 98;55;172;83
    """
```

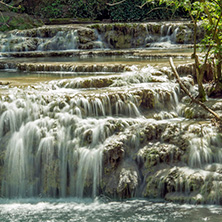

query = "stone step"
0;61;131;73
0;48;193;58
0;22;203;53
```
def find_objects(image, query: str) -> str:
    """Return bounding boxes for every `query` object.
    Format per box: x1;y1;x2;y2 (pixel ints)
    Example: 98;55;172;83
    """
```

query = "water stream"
0;22;222;221
0;198;222;222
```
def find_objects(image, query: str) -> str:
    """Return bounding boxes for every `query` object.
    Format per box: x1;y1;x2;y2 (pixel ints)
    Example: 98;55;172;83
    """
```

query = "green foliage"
41;0;64;18
108;0;185;21
0;11;43;32
68;0;108;20
33;0;109;20
109;0;146;21
159;0;222;98
20;0;187;21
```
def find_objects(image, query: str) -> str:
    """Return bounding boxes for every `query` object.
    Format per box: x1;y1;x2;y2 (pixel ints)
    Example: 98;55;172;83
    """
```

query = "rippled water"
0;198;221;222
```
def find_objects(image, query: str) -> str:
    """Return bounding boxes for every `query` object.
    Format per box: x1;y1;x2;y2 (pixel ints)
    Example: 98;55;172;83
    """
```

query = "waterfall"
1;22;222;204
37;30;79;51
0;22;202;53
147;24;180;48
188;126;222;168
93;29;105;49
0;61;183;199
0;98;111;198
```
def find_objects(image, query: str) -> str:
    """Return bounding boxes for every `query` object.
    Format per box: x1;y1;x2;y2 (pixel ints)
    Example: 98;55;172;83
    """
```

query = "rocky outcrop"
16;63;128;73
0;11;43;32
90;23;147;49
101;120;222;203
0;24;104;52
117;168;138;198
90;22;204;49
1;26;221;204
0;22;205;53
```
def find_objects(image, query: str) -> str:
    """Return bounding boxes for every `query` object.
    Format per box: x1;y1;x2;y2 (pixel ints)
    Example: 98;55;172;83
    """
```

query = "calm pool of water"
0;198;221;222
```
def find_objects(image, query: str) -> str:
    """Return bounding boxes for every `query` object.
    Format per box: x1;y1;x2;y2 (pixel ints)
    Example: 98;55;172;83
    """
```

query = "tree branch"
0;11;9;27
106;0;126;6
136;2;148;9
145;7;173;16
0;0;17;9
169;57;221;121
203;12;221;65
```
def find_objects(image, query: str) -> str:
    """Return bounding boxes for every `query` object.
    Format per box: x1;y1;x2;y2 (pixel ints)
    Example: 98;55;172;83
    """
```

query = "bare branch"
145;6;173;16
169;57;221;121
106;0;126;6
136;2;148;9
0;0;17;9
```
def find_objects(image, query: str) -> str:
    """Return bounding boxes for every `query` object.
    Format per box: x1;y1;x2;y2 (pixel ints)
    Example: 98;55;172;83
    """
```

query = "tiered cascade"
0;22;203;54
0;22;222;204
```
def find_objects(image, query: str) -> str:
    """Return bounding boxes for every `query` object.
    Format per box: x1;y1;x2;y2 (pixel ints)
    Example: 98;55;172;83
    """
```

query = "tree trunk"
216;55;222;81
194;55;207;101
169;57;221;121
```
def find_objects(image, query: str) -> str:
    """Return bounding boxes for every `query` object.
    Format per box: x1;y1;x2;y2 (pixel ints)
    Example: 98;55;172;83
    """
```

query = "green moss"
0;25;10;32
0;15;10;24
49;18;74;24
184;107;194;119
42;159;60;195
0;12;43;32
140;90;155;109
105;24;113;32
148;24;160;34
145;153;160;168
89;24;100;29
116;35;132;49
144;176;159;198
188;176;203;192
82;80;91;88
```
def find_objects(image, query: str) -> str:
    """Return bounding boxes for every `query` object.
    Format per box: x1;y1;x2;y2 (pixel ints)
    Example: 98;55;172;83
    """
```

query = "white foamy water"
0;198;221;222
1;49;222;207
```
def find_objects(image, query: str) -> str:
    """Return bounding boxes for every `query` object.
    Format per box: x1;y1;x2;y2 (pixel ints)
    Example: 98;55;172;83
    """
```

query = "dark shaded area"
3;0;187;22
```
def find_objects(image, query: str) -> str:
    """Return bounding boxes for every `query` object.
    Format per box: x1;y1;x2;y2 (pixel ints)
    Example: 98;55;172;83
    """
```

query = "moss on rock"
0;12;43;32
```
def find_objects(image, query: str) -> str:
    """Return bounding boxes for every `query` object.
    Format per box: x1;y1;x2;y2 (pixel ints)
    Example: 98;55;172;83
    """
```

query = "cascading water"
0;21;222;210
147;24;180;48
0;92;130;198
0;25;105;52
37;30;79;51
0;22;200;53
0;59;182;199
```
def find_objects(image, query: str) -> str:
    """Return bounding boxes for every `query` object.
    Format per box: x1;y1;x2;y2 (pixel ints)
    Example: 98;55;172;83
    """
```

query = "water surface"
0;199;221;222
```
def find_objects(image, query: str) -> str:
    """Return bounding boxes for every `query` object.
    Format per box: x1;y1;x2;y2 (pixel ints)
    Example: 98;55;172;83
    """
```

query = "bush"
20;0;187;21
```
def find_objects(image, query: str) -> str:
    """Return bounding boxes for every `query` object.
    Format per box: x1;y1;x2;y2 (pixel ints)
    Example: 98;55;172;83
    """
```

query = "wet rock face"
104;141;125;169
77;28;99;49
0;23;221;204
0;22;205;52
137;143;184;169
0;25;104;52
97;24;147;49
100;118;222;203
0;11;43;32
90;22;204;49
117;168;138;198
